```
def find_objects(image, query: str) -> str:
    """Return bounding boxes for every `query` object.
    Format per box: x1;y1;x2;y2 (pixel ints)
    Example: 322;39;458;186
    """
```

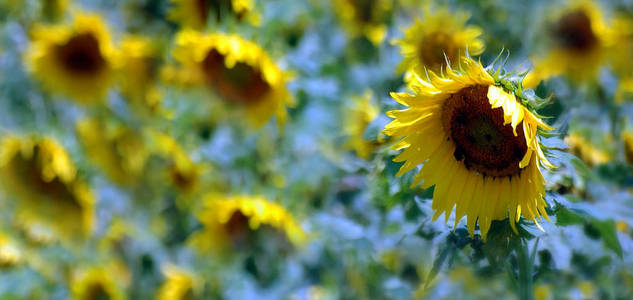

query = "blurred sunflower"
188;195;307;253
383;56;554;239
0;232;21;267
393;7;484;77
25;12;115;103
623;131;633;166
332;0;394;45
71;264;128;300
151;132;203;194
565;131;612;167
156;264;203;300
0;136;95;241
115;35;162;114
167;0;258;29
0;137;95;243
171;30;293;127
343;90;384;159
609;16;633;78
524;0;613;87
610;15;633;103
76;118;148;186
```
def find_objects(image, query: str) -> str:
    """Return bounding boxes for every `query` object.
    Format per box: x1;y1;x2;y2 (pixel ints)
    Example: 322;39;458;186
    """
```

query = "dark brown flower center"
196;0;211;24
139;57;160;86
442;85;528;178
624;140;633;166
349;0;374;23
224;210;259;250
419;32;456;72
56;33;105;75
169;164;197;191
225;211;250;240
223;211;291;252
87;283;110;300
552;10;597;52
202;49;271;105
10;145;83;209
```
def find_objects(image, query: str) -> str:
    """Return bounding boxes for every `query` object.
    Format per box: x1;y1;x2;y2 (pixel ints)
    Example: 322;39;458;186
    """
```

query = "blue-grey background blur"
1;0;633;299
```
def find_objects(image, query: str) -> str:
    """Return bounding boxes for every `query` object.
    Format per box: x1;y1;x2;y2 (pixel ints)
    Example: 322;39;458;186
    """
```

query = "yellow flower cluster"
25;9;292;127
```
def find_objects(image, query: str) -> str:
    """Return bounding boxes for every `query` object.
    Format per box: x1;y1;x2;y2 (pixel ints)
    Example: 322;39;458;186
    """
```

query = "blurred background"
0;0;632;299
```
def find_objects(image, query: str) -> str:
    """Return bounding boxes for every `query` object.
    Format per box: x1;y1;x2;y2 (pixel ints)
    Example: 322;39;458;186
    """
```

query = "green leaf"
424;242;450;289
554;202;623;258
589;219;623;258
554;205;585;226
569;156;594;181
423;231;467;289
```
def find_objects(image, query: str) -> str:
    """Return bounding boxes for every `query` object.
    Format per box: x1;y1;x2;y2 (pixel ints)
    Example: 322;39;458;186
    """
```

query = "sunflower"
343;90;384;159
383;56;554;239
25;12;115;103
393;7;484;77
171;30;293;127
564;131;612;167
167;0;258;29
524;0;613;88
188;195;307;253
0;232;21;267
610;15;633;103
156;264;203;300
609;16;633;79
115;35;162;114
151;132;203;194
623;131;633;166
332;0;394;45
0;136;95;241
71;264;128;300
76;118;148;186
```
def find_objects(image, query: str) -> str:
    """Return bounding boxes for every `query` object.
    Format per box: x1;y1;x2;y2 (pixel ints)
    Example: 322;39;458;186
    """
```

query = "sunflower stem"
516;238;538;300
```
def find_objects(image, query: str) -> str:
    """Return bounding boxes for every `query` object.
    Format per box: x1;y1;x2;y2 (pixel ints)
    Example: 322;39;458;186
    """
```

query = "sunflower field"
1;0;633;299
